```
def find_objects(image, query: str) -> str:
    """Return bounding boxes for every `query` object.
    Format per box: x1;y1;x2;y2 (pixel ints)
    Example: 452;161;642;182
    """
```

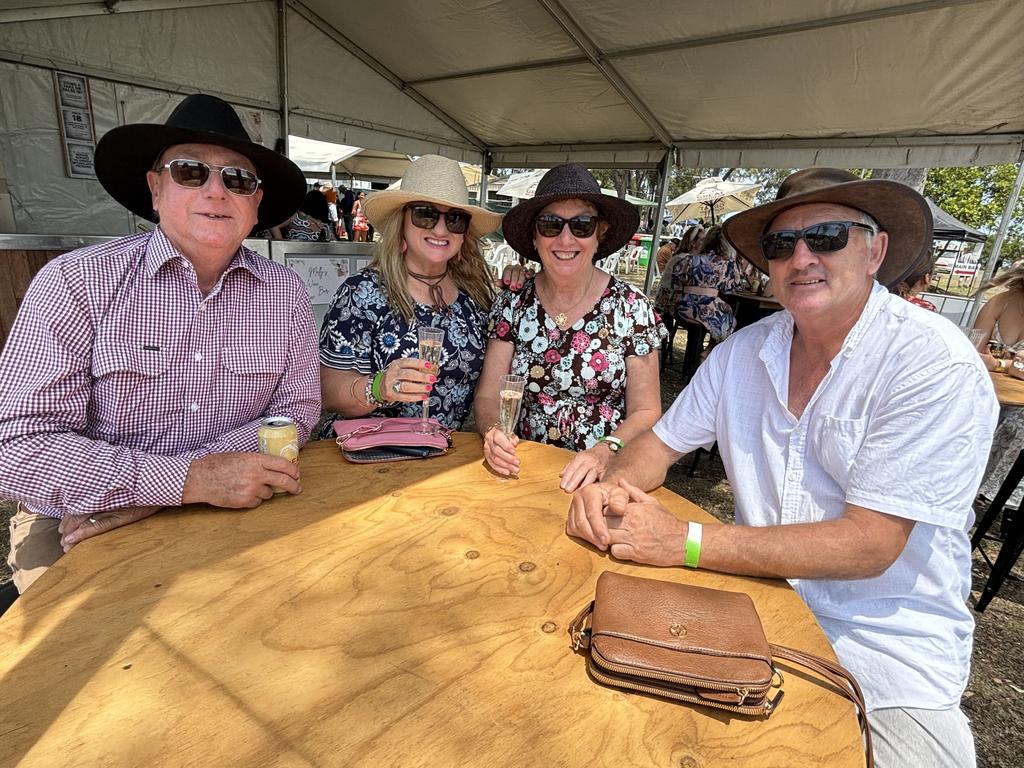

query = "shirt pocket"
90;342;171;439
215;346;287;423
816;416;868;488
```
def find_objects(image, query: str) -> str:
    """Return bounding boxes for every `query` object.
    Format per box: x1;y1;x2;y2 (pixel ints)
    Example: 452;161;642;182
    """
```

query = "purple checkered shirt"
0;228;321;518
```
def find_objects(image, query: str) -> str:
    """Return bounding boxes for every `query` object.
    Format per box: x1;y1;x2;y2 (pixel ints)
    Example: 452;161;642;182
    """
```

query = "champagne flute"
415;326;445;434
498;374;526;436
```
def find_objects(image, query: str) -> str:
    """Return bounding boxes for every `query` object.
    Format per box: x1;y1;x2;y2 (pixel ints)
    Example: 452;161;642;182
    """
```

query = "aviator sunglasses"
158;159;261;196
407;205;471;235
534;213;601;239
760;220;876;261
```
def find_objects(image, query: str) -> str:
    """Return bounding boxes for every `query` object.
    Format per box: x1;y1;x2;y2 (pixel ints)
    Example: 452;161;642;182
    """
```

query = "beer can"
258;416;299;494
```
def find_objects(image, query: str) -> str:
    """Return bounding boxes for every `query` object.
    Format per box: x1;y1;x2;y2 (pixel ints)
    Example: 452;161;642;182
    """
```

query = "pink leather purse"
333;417;453;463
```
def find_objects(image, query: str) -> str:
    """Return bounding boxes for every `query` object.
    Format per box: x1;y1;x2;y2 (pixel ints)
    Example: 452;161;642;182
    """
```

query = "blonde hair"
370;206;496;323
974;262;1024;297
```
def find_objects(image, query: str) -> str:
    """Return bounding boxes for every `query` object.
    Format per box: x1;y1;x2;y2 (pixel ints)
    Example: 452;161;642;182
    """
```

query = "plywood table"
990;369;1024;406
0;436;863;767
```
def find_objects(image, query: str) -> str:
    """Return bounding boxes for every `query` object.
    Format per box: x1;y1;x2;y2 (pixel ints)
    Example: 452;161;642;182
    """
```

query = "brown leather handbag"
569;571;872;768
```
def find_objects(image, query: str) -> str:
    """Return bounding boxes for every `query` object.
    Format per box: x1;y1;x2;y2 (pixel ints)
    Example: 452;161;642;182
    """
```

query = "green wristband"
684;521;703;568
371;370;385;402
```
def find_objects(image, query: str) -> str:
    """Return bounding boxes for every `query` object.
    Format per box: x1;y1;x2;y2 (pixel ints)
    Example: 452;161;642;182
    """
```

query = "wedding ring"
88;516;98;524
393;380;402;394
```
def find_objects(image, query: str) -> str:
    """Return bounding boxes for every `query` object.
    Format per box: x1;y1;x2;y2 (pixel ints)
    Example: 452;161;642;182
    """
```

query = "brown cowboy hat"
722;168;932;287
95;93;306;231
501;164;640;262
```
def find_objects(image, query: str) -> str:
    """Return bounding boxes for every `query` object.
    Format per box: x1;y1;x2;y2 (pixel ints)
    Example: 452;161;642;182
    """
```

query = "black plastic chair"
0;581;18;618
678;321;707;384
971;448;1024;612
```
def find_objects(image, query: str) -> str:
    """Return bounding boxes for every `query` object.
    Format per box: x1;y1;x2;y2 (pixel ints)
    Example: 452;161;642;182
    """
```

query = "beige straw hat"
363;154;502;239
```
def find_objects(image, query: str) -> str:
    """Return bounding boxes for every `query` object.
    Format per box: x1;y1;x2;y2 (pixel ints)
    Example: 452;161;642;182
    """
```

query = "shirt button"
193;352;203;362
198;303;207;312
190;402;199;412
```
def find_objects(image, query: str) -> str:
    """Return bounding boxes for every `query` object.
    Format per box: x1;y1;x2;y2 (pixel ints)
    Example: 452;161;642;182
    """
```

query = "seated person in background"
654;225;703;321
567;168;996;768
475;164;665;492
973;264;1024;370
655;237;680;271
318;155;502;437
272;189;332;241
0;94;320;593
675;225;743;345
891;248;938;311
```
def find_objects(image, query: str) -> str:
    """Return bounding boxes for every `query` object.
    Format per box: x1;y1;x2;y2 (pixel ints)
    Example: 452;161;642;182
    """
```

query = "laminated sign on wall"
52;71;97;179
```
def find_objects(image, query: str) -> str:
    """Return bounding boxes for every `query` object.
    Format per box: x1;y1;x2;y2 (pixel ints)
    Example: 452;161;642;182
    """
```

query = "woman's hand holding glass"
380;357;435;404
483;374;525;477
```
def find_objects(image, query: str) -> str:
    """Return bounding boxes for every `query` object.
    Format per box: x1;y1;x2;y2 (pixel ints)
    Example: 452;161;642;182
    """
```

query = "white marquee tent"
1;0;1022;237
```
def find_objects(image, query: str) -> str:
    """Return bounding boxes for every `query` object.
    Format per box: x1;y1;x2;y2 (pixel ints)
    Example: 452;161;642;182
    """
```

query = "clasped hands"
566;478;689;566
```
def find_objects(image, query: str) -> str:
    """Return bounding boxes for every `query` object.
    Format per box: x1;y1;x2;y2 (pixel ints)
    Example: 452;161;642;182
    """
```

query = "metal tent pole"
479;151;491;208
643;151;673;296
966;160;1024;327
277;0;289;157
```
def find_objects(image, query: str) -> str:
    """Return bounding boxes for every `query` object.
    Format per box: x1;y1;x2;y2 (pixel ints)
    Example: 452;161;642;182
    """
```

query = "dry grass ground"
0;310;1020;767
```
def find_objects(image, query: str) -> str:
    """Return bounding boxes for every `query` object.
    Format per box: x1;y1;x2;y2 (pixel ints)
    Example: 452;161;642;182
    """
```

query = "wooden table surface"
991;369;1024;406
0;436;862;767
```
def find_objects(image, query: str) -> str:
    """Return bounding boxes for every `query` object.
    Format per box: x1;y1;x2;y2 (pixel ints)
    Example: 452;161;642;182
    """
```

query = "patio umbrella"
667;177;761;225
495;169;657;206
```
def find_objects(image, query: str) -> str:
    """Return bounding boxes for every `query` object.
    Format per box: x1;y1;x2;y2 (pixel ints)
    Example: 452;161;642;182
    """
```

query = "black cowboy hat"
94;93;305;231
723;168;932;287
501;164;640;262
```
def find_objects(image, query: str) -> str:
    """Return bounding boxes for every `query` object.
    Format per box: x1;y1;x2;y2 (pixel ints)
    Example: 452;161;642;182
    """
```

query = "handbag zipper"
590;650;779;713
588;658;783;715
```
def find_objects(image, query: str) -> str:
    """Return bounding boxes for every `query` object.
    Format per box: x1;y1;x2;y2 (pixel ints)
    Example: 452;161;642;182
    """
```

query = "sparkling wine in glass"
498;374;526;435
415;326;445;434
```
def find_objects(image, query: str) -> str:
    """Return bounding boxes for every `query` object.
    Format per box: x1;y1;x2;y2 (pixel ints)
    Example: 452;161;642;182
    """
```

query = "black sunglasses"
159;159;261;196
760;220;876;261
534;213;601;239
407;205;471;235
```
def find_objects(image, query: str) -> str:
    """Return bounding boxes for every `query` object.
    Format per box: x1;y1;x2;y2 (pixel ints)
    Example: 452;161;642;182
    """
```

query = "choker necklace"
541;269;595;330
407;267;449;313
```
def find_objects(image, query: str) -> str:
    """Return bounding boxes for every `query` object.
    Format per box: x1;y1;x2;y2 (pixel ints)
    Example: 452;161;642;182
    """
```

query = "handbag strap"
770;643;873;768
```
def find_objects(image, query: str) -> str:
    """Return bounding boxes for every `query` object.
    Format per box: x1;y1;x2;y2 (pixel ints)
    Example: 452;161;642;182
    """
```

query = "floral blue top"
488;275;666;452
318;268;488;437
675;251;743;342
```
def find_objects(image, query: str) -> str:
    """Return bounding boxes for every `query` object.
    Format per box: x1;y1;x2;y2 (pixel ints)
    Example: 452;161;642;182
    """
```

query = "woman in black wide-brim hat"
475;164;666;490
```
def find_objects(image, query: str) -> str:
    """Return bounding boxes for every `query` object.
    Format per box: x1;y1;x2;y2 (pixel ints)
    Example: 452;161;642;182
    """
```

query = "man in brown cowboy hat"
0;94;320;593
567;168;997;767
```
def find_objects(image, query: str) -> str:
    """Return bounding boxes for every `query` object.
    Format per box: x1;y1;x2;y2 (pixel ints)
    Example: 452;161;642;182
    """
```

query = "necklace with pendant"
542;268;595;330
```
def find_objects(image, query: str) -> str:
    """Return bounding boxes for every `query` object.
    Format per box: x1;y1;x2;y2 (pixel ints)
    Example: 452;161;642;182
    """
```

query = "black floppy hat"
501;164;640;262
94;94;305;231
722;168;932;287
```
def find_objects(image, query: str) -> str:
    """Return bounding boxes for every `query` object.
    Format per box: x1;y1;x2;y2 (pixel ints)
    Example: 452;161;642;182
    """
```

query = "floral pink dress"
488;276;665;451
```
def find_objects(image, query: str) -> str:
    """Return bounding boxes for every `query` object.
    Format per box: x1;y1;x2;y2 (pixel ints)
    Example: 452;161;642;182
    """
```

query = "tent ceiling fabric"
0;0;1022;169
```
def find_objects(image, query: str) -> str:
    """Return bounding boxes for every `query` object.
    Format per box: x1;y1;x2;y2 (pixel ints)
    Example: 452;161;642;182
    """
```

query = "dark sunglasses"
407;205;471;235
760;220;876;261
158;159;261;196
534;213;601;239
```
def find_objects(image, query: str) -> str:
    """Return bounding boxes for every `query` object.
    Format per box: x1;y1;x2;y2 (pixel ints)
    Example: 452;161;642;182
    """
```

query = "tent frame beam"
0;0;256;24
286;0;485;152
535;0;672;147
405;0;978;87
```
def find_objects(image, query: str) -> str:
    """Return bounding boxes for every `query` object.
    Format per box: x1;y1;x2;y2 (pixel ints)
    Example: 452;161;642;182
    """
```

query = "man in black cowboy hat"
567;168;997;767
0;94;320;593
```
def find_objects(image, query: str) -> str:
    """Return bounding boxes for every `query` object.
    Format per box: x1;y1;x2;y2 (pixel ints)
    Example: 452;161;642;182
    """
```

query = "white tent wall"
0;61;282;234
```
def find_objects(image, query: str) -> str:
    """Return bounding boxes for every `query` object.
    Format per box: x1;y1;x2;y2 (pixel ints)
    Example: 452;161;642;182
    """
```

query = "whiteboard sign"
286;257;352;304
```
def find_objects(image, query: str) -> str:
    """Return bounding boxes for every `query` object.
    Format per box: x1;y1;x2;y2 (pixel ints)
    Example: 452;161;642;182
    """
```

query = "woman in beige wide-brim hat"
317;155;503;437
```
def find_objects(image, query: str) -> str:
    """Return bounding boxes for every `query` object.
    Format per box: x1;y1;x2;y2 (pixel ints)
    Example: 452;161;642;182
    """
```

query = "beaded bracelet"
364;372;384;406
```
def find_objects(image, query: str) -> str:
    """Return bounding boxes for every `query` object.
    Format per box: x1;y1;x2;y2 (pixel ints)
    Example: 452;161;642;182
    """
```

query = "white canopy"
496;168;657;206
1;0;1022;234
667;178;762;223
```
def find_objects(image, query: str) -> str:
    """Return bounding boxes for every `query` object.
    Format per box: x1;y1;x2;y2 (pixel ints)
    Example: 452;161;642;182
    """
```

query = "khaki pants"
7;507;63;594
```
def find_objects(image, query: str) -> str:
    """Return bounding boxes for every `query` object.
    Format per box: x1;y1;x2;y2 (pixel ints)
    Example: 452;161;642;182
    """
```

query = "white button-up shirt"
654;282;997;710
